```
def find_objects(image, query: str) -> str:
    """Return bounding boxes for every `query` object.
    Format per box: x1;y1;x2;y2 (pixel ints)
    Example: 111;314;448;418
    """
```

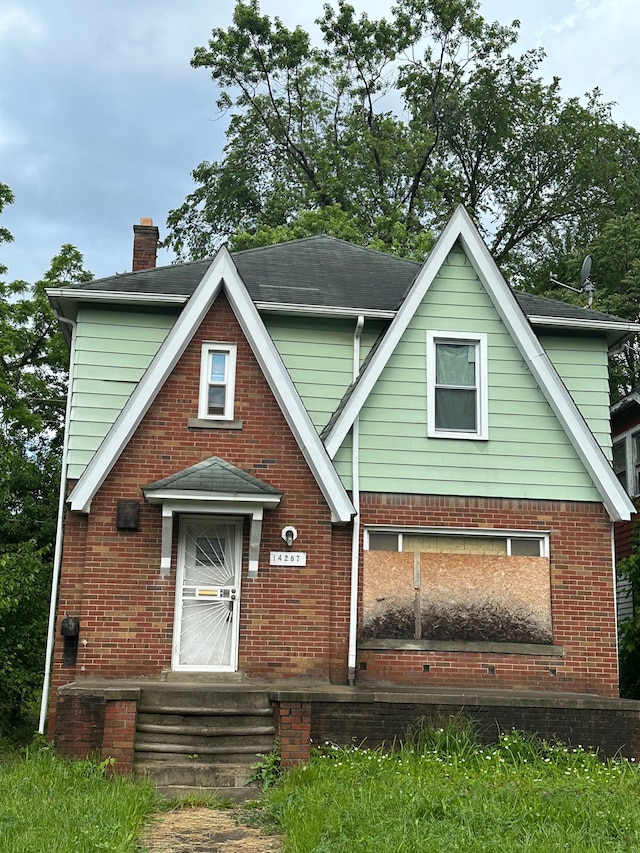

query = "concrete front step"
137;688;272;713
133;687;275;795
136;741;272;756
154;784;260;803
137;704;273;717
137;722;275;738
135;760;261;797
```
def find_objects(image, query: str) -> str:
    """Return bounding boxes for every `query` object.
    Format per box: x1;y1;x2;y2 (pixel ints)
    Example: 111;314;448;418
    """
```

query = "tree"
0;186;93;731
165;0;640;270
521;212;640;399
615;509;640;698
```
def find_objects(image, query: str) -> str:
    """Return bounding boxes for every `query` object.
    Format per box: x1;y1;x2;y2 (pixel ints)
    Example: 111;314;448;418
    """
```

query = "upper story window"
613;430;640;496
427;331;488;440
198;343;237;420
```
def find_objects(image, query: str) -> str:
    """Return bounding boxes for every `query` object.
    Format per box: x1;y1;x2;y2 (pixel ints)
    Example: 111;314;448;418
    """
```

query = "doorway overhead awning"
143;456;282;578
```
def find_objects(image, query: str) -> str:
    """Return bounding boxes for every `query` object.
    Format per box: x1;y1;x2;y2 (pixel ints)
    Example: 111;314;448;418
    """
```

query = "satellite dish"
580;255;592;288
549;255;595;308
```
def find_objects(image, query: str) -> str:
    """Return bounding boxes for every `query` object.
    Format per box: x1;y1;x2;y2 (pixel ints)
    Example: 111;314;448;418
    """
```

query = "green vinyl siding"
334;248;603;502
264;313;385;432
67;306;175;479
539;334;612;458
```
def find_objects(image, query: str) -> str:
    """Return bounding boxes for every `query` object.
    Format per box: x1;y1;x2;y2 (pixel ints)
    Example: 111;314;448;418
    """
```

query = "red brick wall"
330;525;352;683
50;293;335;700
615;517;635;562
355;494;619;698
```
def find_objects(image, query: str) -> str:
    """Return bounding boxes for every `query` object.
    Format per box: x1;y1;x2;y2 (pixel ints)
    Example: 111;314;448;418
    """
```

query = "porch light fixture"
282;526;297;547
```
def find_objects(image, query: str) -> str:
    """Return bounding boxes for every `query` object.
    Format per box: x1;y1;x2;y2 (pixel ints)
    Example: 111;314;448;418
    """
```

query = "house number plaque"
270;551;307;566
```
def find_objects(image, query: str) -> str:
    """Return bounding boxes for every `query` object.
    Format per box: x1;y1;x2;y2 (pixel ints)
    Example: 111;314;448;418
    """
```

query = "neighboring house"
611;388;640;622
44;207;640;769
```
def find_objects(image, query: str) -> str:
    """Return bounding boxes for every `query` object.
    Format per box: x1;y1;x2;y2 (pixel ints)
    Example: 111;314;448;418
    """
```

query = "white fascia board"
219;253;355;524
144;489;282;508
46;288;188;324
324;206;468;459
68;253;229;513
254;301;395;320
528;315;640;335
528;315;640;352
46;288;189;305
325;205;634;521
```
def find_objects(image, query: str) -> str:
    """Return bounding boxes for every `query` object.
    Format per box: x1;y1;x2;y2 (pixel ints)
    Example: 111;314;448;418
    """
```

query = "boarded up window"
362;532;551;644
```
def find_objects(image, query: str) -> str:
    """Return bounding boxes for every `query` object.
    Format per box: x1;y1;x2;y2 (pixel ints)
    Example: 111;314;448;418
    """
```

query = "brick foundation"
53;684;640;775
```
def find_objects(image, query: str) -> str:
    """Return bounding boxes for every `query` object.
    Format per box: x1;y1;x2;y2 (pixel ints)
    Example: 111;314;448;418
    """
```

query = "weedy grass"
0;743;158;853
264;724;640;852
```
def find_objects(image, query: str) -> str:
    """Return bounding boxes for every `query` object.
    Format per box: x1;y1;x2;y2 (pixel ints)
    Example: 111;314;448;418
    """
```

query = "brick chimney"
132;217;159;271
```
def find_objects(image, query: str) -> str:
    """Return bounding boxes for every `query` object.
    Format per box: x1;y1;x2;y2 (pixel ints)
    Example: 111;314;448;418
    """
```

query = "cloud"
0;4;43;44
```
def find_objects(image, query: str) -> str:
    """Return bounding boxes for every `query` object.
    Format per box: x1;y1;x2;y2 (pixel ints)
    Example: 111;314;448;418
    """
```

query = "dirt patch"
140;805;282;853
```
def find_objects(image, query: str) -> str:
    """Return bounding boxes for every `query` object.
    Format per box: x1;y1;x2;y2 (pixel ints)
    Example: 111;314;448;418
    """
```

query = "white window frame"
198;342;237;420
364;526;549;558
612;427;640;496
427;330;488;440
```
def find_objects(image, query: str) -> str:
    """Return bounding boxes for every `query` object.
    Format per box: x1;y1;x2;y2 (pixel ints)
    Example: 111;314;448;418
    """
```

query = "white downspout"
38;315;76;734
347;316;364;686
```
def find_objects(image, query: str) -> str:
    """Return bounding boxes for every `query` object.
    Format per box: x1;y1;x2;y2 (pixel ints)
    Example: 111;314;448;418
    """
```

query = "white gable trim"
325;205;634;522
69;246;354;523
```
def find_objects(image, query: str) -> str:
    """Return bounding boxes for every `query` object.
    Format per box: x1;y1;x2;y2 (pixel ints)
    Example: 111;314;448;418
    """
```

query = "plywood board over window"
362;533;552;644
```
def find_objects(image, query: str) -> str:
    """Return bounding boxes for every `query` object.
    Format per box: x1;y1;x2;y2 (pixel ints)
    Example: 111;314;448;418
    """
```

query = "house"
611;388;640;622
43;207;640;783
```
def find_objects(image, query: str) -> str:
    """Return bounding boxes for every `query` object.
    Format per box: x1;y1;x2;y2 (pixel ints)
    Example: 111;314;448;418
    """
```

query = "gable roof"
143;456;283;498
67;246;355;523
323;205;635;522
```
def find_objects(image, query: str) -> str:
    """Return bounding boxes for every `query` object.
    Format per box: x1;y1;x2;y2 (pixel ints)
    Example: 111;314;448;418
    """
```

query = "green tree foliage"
525;213;640;398
166;0;640;270
0;541;51;728
0;187;92;730
616;511;640;698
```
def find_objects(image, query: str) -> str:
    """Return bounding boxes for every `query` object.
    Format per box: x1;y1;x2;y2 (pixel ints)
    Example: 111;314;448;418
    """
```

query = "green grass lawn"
3;725;640;852
263;726;640;852
0;744;158;853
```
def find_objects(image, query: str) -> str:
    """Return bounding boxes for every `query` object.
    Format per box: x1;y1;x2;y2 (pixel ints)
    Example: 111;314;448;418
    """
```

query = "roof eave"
143;489;282;507
527;315;640;351
254;302;395;319
47;287;189;323
611;391;640;416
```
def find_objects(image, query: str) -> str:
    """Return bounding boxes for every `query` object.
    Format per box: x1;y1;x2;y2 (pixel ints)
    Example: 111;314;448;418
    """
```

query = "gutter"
38;314;76;734
348;315;365;686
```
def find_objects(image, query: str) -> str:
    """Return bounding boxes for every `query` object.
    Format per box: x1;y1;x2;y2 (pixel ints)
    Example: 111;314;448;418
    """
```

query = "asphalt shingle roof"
68;234;631;325
144;456;282;497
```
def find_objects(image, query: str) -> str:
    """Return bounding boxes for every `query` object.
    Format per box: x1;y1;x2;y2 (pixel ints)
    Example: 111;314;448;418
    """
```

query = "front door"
173;517;242;671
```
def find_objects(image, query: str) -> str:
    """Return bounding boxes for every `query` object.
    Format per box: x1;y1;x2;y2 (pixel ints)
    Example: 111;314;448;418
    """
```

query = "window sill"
187;418;243;430
427;430;488;441
358;638;563;656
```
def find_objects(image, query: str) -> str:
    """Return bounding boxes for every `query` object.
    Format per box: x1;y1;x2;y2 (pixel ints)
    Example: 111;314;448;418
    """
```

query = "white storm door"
173;518;242;671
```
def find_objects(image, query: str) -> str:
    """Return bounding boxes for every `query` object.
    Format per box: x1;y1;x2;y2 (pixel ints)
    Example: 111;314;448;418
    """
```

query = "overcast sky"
2;0;639;285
